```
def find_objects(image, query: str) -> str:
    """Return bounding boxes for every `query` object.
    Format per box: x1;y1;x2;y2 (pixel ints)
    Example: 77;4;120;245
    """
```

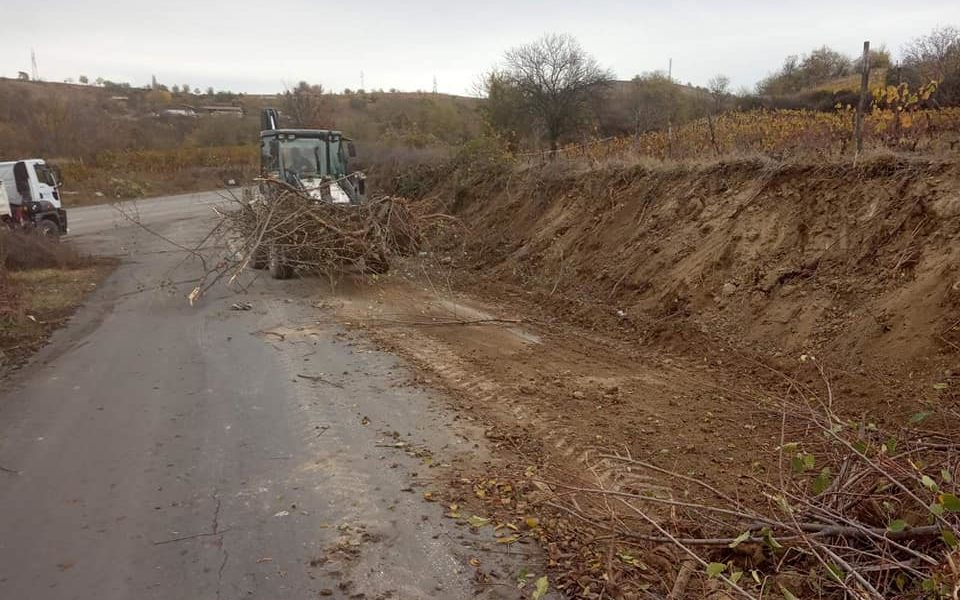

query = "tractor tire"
268;245;293;280
250;246;267;270
366;252;390;275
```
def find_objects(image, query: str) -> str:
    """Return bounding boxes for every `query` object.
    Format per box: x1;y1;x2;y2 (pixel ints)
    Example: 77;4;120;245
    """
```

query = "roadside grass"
1;231;116;371
58;145;258;207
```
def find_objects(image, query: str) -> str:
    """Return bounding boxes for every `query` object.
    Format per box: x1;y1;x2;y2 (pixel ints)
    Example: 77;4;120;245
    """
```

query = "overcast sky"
1;0;957;95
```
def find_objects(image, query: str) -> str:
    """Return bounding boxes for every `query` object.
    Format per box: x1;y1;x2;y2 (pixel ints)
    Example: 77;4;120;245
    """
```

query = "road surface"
0;191;546;599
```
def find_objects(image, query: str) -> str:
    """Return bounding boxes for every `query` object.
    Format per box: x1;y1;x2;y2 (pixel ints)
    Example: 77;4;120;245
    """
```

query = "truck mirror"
347;141;357;158
13;162;29;194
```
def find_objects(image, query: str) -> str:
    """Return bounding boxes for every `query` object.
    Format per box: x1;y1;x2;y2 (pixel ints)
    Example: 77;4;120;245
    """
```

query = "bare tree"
499;34;613;153
707;74;730;111
283;81;326;127
902;25;960;80
628;71;682;134
901;25;960;104
705;74;730;156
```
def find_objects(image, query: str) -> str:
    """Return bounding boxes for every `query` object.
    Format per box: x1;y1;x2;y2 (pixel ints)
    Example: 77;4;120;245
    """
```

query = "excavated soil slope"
334;155;960;598
435;157;960;405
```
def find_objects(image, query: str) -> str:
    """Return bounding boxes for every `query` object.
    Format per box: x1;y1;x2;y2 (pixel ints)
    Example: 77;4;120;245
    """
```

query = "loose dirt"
317;154;960;597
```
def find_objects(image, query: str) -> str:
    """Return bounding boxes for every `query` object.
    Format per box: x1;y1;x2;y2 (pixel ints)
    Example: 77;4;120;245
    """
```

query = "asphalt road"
0;192;545;599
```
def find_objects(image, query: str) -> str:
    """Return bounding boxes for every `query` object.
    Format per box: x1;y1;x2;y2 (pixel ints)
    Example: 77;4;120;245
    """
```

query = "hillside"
0;78;483;203
350;152;960;598
0;78;482;158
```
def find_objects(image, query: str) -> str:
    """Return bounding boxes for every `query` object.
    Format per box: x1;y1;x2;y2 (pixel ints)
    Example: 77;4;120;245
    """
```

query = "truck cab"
0;158;68;235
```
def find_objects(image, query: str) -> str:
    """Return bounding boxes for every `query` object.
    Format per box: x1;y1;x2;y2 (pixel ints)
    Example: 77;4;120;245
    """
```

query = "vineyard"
553;107;960;163
57;145;258;204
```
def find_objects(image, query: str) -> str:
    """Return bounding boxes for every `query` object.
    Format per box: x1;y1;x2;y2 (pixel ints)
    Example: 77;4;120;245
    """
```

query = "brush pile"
227;180;424;278
533;383;960;600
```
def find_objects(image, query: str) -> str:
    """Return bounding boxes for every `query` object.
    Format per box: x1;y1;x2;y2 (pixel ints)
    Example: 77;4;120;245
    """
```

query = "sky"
1;0;958;95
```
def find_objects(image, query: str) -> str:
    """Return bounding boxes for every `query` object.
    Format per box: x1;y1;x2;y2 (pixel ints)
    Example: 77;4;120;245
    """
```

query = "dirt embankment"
336;155;960;598
427;156;960;413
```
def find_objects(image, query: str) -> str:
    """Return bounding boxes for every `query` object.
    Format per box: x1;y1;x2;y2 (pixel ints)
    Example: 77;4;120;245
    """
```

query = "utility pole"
432;75;438;94
360;70;365;90
667;57;674;153
854;41;870;155
30;49;39;81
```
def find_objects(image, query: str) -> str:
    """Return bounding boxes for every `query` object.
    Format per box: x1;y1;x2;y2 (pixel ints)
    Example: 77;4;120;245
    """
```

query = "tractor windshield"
327;139;347;177
280;137;328;179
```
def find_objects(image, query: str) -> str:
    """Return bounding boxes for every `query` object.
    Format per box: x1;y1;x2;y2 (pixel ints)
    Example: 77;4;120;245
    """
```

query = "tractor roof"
260;129;345;139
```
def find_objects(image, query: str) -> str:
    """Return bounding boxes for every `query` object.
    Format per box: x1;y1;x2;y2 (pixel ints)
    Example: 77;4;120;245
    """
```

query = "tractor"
255;108;367;278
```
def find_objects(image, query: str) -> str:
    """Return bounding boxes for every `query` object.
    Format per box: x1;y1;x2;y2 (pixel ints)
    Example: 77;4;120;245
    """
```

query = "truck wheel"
268;245;293;280
37;219;60;237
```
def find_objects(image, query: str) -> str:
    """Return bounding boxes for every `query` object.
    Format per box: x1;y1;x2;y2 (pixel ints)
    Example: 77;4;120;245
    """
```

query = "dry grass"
1;229;90;271
59;145;258;206
0;231;115;370
0;265;113;370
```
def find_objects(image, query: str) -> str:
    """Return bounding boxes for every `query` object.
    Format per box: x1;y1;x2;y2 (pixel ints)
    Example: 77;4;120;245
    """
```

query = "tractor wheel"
366;252;390;275
268;245;293;280
250;245;267;270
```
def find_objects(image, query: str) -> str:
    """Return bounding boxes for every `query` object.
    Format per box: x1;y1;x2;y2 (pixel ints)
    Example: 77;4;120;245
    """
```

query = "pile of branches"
537;363;960;600
227;180;425;279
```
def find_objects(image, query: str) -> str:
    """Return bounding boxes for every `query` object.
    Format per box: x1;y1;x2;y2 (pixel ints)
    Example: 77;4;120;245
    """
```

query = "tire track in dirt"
365;321;671;495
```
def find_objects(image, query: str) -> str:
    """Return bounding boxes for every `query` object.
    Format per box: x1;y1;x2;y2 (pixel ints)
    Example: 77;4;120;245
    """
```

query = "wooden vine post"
854;40;871;155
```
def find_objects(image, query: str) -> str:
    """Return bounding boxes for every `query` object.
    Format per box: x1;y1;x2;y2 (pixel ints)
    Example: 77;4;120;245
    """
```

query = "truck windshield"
34;163;57;187
280;138;328;178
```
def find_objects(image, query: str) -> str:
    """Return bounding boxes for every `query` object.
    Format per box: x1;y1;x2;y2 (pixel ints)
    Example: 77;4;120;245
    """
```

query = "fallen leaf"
467;515;490;528
531;576;549;599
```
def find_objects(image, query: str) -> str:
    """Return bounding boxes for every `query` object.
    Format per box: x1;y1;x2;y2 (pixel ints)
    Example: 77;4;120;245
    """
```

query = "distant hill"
0;77;483;160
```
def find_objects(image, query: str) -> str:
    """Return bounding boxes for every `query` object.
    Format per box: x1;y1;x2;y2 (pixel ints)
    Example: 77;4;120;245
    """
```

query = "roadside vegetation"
0;231;113;370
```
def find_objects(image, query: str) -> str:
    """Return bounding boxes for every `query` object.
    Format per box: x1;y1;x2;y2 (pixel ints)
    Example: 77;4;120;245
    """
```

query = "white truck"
0;158;68;235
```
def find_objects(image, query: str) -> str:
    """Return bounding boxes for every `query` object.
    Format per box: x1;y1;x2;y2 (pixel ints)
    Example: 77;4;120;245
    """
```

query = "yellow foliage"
545;106;960;162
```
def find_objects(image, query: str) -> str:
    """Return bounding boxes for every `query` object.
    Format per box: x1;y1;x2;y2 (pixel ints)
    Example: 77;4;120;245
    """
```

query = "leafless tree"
902;25;960;80
705;74;730;156
500;34;613;153
282;81;326;127
707;74;730;111
901;25;960;104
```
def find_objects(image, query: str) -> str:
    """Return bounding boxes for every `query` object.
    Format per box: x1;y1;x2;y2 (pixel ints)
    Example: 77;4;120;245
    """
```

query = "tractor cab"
259;110;365;204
